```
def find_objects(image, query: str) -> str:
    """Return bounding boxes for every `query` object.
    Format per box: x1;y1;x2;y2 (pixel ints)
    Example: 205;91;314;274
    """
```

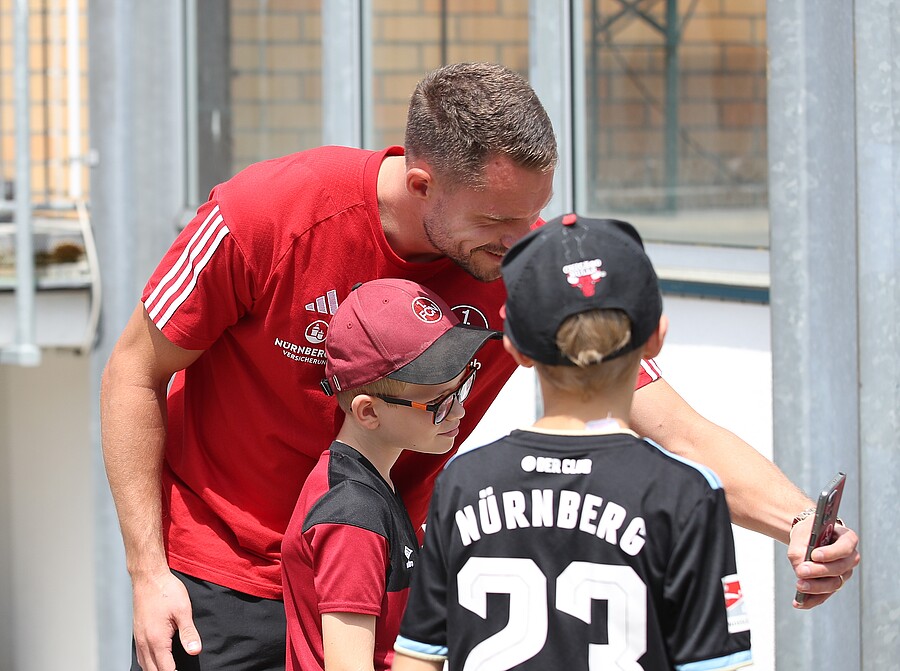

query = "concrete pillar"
88;0;186;668
768;0;860;669
855;0;900;667
770;0;900;667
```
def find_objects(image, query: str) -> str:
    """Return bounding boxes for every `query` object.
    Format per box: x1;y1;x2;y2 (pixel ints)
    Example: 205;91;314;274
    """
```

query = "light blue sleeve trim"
644;438;723;490
394;635;448;661
676;650;753;671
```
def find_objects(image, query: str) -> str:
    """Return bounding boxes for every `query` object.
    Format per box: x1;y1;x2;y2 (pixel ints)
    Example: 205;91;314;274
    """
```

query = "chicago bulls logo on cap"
563;259;607;297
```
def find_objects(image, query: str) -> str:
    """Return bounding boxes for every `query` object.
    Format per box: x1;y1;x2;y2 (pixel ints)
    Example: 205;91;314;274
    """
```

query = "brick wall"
228;0;766;213
0;0;89;203
370;0;529;148
228;0;529;170
0;1;767;213
229;0;323;173
587;0;768;212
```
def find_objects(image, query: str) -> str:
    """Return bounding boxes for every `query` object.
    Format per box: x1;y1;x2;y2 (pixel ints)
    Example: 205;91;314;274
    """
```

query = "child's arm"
391;650;443;671
323;612;376;671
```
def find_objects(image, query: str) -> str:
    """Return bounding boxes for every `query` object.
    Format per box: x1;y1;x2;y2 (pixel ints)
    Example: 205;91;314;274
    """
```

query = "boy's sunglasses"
375;363;478;425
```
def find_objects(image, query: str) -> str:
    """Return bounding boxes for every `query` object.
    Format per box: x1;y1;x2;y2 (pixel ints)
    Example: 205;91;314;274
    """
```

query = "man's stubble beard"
422;210;505;283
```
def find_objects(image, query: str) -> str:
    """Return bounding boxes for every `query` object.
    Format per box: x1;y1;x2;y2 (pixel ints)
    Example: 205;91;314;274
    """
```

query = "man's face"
422;155;554;282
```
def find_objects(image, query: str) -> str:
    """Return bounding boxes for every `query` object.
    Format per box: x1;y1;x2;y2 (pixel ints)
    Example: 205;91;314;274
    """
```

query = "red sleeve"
636;357;662;389
141;198;256;350
305;522;389;616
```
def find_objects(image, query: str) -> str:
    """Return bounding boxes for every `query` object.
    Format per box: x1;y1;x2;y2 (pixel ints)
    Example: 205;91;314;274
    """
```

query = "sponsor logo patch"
274;336;326;366
305;320;328;344
520;454;592;475
722;574;751;634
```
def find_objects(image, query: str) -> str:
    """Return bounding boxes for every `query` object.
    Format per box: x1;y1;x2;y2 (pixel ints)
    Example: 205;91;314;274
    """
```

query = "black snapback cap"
500;213;663;365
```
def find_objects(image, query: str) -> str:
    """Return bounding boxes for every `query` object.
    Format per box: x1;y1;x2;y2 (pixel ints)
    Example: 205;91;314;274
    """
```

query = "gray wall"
0;352;96;671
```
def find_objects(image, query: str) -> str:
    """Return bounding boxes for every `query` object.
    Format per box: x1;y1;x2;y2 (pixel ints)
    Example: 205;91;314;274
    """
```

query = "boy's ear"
349;394;381;429
641;315;668;359
503;334;535;368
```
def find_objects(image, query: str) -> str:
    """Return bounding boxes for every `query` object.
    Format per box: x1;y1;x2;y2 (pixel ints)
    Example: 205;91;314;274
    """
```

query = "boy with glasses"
281;278;500;671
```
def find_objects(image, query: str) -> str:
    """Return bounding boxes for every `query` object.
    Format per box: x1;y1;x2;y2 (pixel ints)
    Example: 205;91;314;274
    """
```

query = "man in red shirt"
101;62;859;671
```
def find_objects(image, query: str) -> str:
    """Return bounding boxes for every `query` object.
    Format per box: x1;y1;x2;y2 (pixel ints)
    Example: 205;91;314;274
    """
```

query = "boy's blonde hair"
534;309;644;398
335;376;409;413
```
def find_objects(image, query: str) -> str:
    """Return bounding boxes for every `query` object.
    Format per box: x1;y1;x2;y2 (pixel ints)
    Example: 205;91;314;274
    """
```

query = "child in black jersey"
393;214;752;671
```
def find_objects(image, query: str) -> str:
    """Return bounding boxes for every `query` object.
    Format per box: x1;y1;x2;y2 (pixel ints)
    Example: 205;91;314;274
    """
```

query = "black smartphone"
795;472;846;604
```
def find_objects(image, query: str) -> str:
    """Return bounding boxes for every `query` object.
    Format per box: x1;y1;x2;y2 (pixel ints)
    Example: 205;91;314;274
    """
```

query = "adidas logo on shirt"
305;289;339;315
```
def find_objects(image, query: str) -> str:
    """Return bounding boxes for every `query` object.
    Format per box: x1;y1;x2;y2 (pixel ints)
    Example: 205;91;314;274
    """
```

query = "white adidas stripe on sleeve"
144;205;230;330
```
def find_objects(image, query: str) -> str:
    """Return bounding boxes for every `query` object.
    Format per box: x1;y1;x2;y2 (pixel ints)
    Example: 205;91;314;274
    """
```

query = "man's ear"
349;394;381;429
503;335;535;368
406;165;433;201
642;315;668;359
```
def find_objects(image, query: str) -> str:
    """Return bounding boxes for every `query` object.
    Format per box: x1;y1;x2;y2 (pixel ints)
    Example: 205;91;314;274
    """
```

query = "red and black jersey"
282;441;418;671
395;428;753;671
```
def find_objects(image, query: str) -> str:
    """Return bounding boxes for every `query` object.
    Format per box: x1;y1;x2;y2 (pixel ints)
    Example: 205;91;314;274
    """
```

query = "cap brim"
388;324;502;385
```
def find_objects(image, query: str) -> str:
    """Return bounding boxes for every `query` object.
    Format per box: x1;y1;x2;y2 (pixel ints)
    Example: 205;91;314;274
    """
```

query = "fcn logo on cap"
411;297;443;323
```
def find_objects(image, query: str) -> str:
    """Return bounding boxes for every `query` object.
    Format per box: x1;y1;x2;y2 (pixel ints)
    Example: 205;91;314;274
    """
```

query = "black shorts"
130;569;286;671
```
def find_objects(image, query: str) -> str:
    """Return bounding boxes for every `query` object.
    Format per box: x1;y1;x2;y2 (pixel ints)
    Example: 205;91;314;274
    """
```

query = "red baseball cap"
321;279;501;395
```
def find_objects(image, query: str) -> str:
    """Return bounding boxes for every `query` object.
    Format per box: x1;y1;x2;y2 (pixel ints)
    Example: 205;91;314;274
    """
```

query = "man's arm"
322;612;377;671
100;303;204;670
630;377;859;608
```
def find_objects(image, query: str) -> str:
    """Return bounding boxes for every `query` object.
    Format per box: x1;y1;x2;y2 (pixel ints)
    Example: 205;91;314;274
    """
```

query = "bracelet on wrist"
791;506;844;529
791;507;816;528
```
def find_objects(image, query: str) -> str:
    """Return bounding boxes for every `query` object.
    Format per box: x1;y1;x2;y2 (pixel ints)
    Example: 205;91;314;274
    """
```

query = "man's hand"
132;570;202;671
789;521;860;609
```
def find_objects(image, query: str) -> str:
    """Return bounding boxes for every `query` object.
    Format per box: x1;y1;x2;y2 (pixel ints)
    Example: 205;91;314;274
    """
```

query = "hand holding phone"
795;472;846;604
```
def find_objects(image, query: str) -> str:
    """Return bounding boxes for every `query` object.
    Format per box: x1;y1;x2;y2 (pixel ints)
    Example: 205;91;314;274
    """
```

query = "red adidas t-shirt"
141;145;661;598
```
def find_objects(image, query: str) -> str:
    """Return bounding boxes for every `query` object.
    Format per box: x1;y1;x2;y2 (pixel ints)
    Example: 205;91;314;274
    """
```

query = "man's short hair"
405;62;558;188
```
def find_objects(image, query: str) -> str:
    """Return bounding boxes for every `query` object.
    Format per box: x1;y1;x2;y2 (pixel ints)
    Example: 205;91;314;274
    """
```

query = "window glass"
193;0;322;204
0;2;89;204
582;0;768;248
0;1;91;291
370;0;529;149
